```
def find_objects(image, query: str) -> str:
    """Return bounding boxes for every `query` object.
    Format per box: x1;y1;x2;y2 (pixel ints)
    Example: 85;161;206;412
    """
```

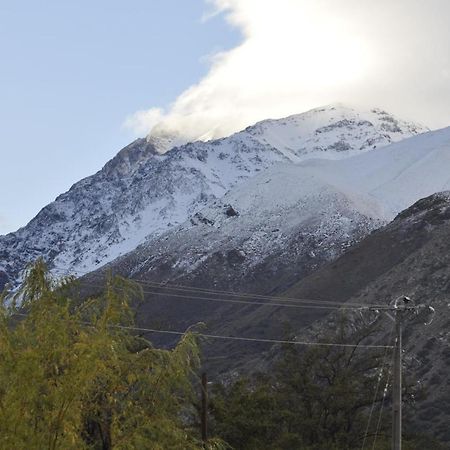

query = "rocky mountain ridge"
96;124;450;297
0;105;425;289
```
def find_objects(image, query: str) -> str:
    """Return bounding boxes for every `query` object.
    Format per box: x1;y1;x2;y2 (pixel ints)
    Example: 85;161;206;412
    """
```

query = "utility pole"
366;296;434;450
392;307;403;450
201;372;208;444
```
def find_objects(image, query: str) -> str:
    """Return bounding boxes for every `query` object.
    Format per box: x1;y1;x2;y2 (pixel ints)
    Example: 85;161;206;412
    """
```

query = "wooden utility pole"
201;372;208;444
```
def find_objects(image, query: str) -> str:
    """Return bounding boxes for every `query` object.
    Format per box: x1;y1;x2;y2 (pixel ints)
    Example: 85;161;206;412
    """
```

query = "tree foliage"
209;318;446;450
0;260;221;450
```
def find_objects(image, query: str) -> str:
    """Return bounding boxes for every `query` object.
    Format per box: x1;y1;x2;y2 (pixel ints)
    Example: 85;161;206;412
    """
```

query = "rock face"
0;105;426;290
106;163;384;297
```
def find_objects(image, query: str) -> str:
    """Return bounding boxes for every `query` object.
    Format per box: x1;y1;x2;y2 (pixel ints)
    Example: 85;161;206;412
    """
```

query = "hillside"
283;191;450;443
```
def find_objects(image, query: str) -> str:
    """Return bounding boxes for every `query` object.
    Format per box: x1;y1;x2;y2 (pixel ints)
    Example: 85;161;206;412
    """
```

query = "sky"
1;0;450;234
0;0;240;234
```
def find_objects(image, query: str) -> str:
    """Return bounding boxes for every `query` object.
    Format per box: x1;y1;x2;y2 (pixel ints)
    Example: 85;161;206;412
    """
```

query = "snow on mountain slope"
242;104;425;161
0;105;426;288
113;163;384;287
301;125;450;219
104;126;450;296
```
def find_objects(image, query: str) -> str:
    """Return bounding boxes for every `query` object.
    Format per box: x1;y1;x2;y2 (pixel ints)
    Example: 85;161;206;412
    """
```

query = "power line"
118;278;375;308
361;324;395;450
11;312;393;349
50;267;378;308
71;279;373;312
50;268;385;311
117;286;364;311
372;368;392;450
94;323;395;349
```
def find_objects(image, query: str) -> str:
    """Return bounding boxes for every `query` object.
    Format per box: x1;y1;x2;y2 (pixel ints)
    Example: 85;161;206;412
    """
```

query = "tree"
0;260;223;450
209;317;446;450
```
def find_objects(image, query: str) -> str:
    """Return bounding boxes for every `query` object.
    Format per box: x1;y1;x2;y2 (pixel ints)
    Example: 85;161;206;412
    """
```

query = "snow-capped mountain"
74;125;450;370
0;105;426;288
98;125;450;300
73;124;449;375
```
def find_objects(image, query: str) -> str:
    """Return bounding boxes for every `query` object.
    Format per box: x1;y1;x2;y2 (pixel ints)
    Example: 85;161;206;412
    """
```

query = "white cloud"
125;0;450;142
123;107;165;136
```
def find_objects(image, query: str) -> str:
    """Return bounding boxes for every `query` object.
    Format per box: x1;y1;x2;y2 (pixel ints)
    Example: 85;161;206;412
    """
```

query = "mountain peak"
101;138;162;178
238;104;428;161
146;127;188;154
0;104;433;290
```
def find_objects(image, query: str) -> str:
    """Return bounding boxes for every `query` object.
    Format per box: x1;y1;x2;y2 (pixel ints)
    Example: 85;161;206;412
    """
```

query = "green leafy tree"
0;260;223;450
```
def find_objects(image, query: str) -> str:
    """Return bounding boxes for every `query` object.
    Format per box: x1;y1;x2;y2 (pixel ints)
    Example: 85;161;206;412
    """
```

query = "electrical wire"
115;324;393;349
50;267;386;310
9;269;396;352
103;285;368;310
11;312;393;349
116;277;378;308
52;267;362;306
371;367;393;450
66;279;374;312
361;324;395;450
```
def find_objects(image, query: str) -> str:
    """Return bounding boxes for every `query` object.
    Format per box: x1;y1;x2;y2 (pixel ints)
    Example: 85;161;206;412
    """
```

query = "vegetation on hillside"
208;321;446;450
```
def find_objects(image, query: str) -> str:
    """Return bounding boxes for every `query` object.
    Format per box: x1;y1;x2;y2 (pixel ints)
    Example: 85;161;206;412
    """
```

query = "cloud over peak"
124;0;450;143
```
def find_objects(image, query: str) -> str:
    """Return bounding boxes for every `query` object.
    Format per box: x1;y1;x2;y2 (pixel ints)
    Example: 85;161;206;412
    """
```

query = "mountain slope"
78;126;450;354
0;105;425;289
283;191;450;443
87;163;450;442
301;125;450;219
102;125;450;292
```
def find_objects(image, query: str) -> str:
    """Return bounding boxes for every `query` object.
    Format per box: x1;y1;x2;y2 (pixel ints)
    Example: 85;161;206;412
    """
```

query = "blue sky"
0;0;239;234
